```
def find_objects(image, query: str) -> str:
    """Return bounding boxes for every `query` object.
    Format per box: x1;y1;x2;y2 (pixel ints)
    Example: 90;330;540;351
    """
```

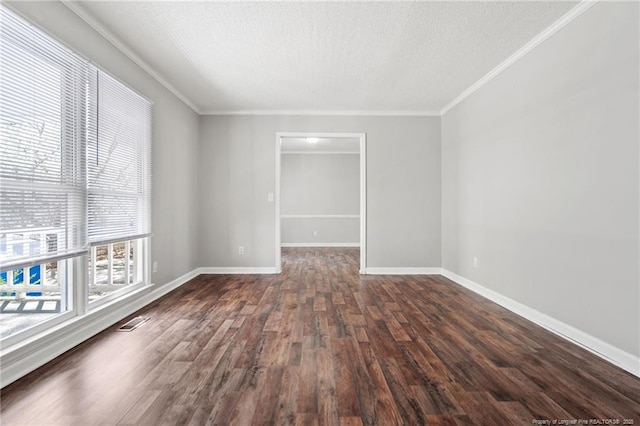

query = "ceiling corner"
440;0;598;116
60;0;202;115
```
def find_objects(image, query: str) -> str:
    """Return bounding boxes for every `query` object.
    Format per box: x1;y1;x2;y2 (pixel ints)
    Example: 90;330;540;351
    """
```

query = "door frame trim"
275;132;367;273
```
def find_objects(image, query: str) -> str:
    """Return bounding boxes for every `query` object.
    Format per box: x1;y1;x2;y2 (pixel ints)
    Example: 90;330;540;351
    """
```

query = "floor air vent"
117;316;149;332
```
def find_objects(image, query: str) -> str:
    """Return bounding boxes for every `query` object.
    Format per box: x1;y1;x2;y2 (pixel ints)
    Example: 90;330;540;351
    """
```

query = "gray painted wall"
8;2;201;288
441;2;639;356
281;218;359;246
198;115;441;268
281;153;359;245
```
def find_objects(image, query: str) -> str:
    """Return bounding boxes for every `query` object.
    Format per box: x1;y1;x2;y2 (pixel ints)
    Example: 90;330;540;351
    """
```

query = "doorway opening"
275;132;366;273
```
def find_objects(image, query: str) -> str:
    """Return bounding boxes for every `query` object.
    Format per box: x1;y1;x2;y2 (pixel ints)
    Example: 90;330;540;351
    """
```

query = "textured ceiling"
71;1;579;114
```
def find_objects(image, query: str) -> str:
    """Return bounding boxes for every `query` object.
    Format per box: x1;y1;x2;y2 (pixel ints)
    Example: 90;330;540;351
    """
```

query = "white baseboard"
440;269;640;378
281;243;360;248
0;268;199;388
365;267;443;275
197;267;278;274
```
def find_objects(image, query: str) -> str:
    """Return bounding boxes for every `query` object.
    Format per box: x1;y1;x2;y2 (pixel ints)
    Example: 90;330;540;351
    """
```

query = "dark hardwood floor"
1;248;639;425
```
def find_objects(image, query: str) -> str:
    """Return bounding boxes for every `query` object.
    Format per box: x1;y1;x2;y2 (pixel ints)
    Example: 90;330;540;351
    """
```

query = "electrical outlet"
473;257;478;268
153;261;158;273
313;230;318;236
238;246;245;255
267;192;274;202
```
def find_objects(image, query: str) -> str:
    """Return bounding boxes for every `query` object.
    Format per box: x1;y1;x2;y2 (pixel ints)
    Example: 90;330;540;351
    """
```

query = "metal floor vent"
117;316;149;332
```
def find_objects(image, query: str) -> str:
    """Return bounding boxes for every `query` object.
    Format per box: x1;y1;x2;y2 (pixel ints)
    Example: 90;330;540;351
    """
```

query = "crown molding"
440;0;599;115
200;109;441;117
60;0;201;114
61;0;598;119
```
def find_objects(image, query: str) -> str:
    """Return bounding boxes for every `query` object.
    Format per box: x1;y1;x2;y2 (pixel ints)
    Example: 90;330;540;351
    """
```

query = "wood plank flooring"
1;248;639;425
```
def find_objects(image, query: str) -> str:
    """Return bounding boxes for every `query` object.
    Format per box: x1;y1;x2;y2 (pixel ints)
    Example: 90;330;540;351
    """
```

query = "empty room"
0;0;638;424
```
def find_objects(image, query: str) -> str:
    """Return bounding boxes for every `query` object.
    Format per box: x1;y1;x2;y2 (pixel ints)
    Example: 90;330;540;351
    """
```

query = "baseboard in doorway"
281;243;360;248
197;267;278;274
365;267;443;275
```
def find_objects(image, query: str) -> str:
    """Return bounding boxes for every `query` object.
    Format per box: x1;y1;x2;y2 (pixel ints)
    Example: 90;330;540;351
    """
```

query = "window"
0;5;152;340
86;68;152;305
0;7;87;339
88;239;143;303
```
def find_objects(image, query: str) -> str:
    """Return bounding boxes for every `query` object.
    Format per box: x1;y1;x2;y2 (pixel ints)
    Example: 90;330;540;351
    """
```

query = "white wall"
441;2;639;359
281;153;359;245
198;115;441;269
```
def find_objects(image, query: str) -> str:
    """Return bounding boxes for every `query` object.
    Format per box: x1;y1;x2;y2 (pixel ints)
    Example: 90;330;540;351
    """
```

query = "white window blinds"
87;68;152;245
1;5;152;272
0;7;88;270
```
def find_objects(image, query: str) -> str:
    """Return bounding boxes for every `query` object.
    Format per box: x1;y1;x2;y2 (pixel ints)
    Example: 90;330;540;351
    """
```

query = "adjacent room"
1;0;638;424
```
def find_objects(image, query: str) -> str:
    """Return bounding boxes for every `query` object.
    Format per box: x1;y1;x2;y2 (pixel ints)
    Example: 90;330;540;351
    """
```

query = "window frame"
0;5;153;346
0;19;88;342
0;25;88;268
87;236;148;310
